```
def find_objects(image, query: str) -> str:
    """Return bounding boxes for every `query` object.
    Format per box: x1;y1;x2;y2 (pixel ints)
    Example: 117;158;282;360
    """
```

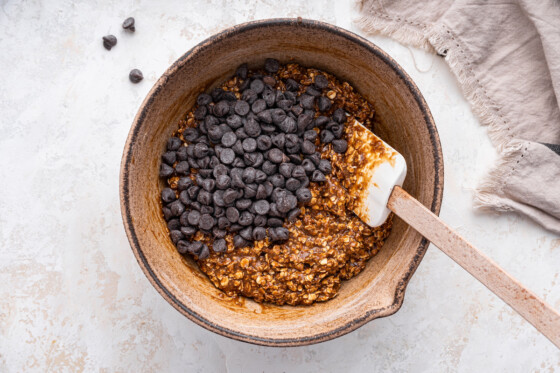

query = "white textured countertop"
1;1;559;371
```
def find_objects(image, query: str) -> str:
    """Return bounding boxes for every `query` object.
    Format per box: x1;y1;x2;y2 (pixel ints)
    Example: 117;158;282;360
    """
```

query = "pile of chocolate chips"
160;59;348;259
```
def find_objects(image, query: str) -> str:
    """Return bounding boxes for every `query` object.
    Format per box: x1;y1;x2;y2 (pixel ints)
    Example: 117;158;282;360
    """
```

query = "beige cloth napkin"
356;0;560;234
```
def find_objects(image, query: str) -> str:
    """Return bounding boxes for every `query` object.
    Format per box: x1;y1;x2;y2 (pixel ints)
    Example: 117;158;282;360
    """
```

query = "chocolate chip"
236;199;252;210
285;178;301;192
198;244;210;259
102;35;117;50
129;69;143;83
216;174;231;190
197;94;212;106
242;89;258;104
219;148;235;164
244;118;262;137
292;165;306;178
306;86;321;97
314;74;328;89
161;188;176;203
176;147;188;161
250;79;265;94
296;188;312;203
277;193;297;213
226;114;243;129
320;130;334;144
278;116;296;133
238;211;254;226
332;139;348;153
271;109;287;125
287;208;301;222
264;58;280;73
122;17;135;32
254;200;270;215
221;131;237;147
213;238;227;252
301;140;315;155
167;137;182;151
299;94;314;110
285;78;299;91
311;170;326;182
269;174;285;188
233;235;249;248
223;189;238;205
187;210;201;226
288;154;302;165
318;159;332;174
262;160;277;175
271;227;289;241
262;88;276;107
332;108;347;123
267;148;285;164
242;138;257;153
317;96;332;112
181;226;197;236
234;100;250;116
200;205;214;215
169;200;185;217
168;219;181;231
238;226;252;241
163;207;173;221
160;163;174;178
252;227;266;241
217;216;230;229
235;63;248;80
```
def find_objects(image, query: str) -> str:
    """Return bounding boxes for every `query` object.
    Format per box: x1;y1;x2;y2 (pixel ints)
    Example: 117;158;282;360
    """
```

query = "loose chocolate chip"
241;167;255;184
129;69;143;83
161;188;176;203
173;161;188;175
264;58;280;73
233;235;249;248
307;152;321;166
187;185;200;200
238;211;254;226
317;96;332;112
314;75;329;89
313;116;328;128
276;99;292;111
201;178;215;192
332;139;348;153
200;205;214;215
192;143;208;158
254;200;270;215
268;203;282;217
226;114;242;130
182;128;198;143
320;130;335;144
235;63;248;80
301;140;315;155
102;35;117;50
287;208;301;222
181;226;197;236
331;124;344;139
243;184;257;199
285;78;299;91
285;178;301;192
318;159;332;174
122;17;135;31
296;188;312;203
213;238;227;252
252;227;266;241
160;163;174;178
234;100;250;116
250;79;265;94
311;170;326;182
169;200;185;217
213;164;229;178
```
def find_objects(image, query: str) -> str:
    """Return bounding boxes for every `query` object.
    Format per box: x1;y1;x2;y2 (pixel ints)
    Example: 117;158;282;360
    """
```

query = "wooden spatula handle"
388;186;560;349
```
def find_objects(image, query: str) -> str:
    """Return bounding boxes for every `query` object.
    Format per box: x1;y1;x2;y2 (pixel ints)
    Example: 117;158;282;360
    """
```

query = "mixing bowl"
120;18;443;346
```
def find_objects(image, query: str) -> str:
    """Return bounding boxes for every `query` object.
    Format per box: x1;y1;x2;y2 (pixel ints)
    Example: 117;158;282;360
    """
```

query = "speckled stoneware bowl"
120;18;443;346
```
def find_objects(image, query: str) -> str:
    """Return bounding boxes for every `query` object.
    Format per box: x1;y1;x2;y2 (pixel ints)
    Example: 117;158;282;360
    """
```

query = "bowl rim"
120;17;444;347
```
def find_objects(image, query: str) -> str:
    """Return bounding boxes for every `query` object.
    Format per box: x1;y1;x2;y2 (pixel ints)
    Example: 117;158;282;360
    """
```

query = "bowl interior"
120;19;443;346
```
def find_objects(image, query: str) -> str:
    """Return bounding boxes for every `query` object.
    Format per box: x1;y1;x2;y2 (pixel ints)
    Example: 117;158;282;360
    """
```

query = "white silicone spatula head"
348;120;407;227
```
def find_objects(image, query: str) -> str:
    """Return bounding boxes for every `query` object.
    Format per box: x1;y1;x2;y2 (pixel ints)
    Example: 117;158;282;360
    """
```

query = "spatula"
349;119;560;349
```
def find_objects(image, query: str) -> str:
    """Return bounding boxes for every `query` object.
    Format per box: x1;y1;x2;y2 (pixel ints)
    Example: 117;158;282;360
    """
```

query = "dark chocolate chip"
240;226;253;241
292;165;306;178
198;244;210;259
161;188;176;203
269;174;285;188
221;131;237;147
320;130;335;144
218;216;230;229
318;159;332;174
198;214;215;231
287;207;301;222
233;235;249;248
213;238;227;252
317;96;332;112
296;188;312;203
244;118;262;137
285;78;299;91
169;200;185;217
250;79;265;94
234;100;250;116
332;108;347;123
238;211;254;226
285;178;301;192
252;227;266;241
301;140;315;155
299;94;314;110
167;219;181;231
314;75;328;89
219;148;235;164
271;109;287;125
236;198;252;210
278;116;297;133
223;189;238;205
102;35;117;50
306;86;321;97
264;58;280;73
216;174;231;190
261;160;277;175
160;163;174;178
254;200;270;215
242;138;257;152
332;139;348;153
267;148;285;164
129;69;143;83
187;210;201;226
180;226;197;236
235;63;248;80
311;170;326;182
167;137;182;151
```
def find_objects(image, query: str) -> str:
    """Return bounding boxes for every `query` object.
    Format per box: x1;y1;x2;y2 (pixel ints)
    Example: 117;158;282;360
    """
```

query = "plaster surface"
1;0;559;371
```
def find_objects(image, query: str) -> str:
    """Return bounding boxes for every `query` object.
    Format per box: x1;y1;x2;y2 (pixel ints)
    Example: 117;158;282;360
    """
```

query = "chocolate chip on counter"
122;17;135;31
102;35;117;50
235;63;248;80
129;69;143;83
332;139;348;153
160;163;174;178
161;188;176;203
250;79;265;94
213;238;227;252
317;96;332;112
314;74;329;89
296;188;312;203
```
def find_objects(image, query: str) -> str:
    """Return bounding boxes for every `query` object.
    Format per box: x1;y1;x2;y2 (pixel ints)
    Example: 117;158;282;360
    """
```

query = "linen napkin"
356;0;560;234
